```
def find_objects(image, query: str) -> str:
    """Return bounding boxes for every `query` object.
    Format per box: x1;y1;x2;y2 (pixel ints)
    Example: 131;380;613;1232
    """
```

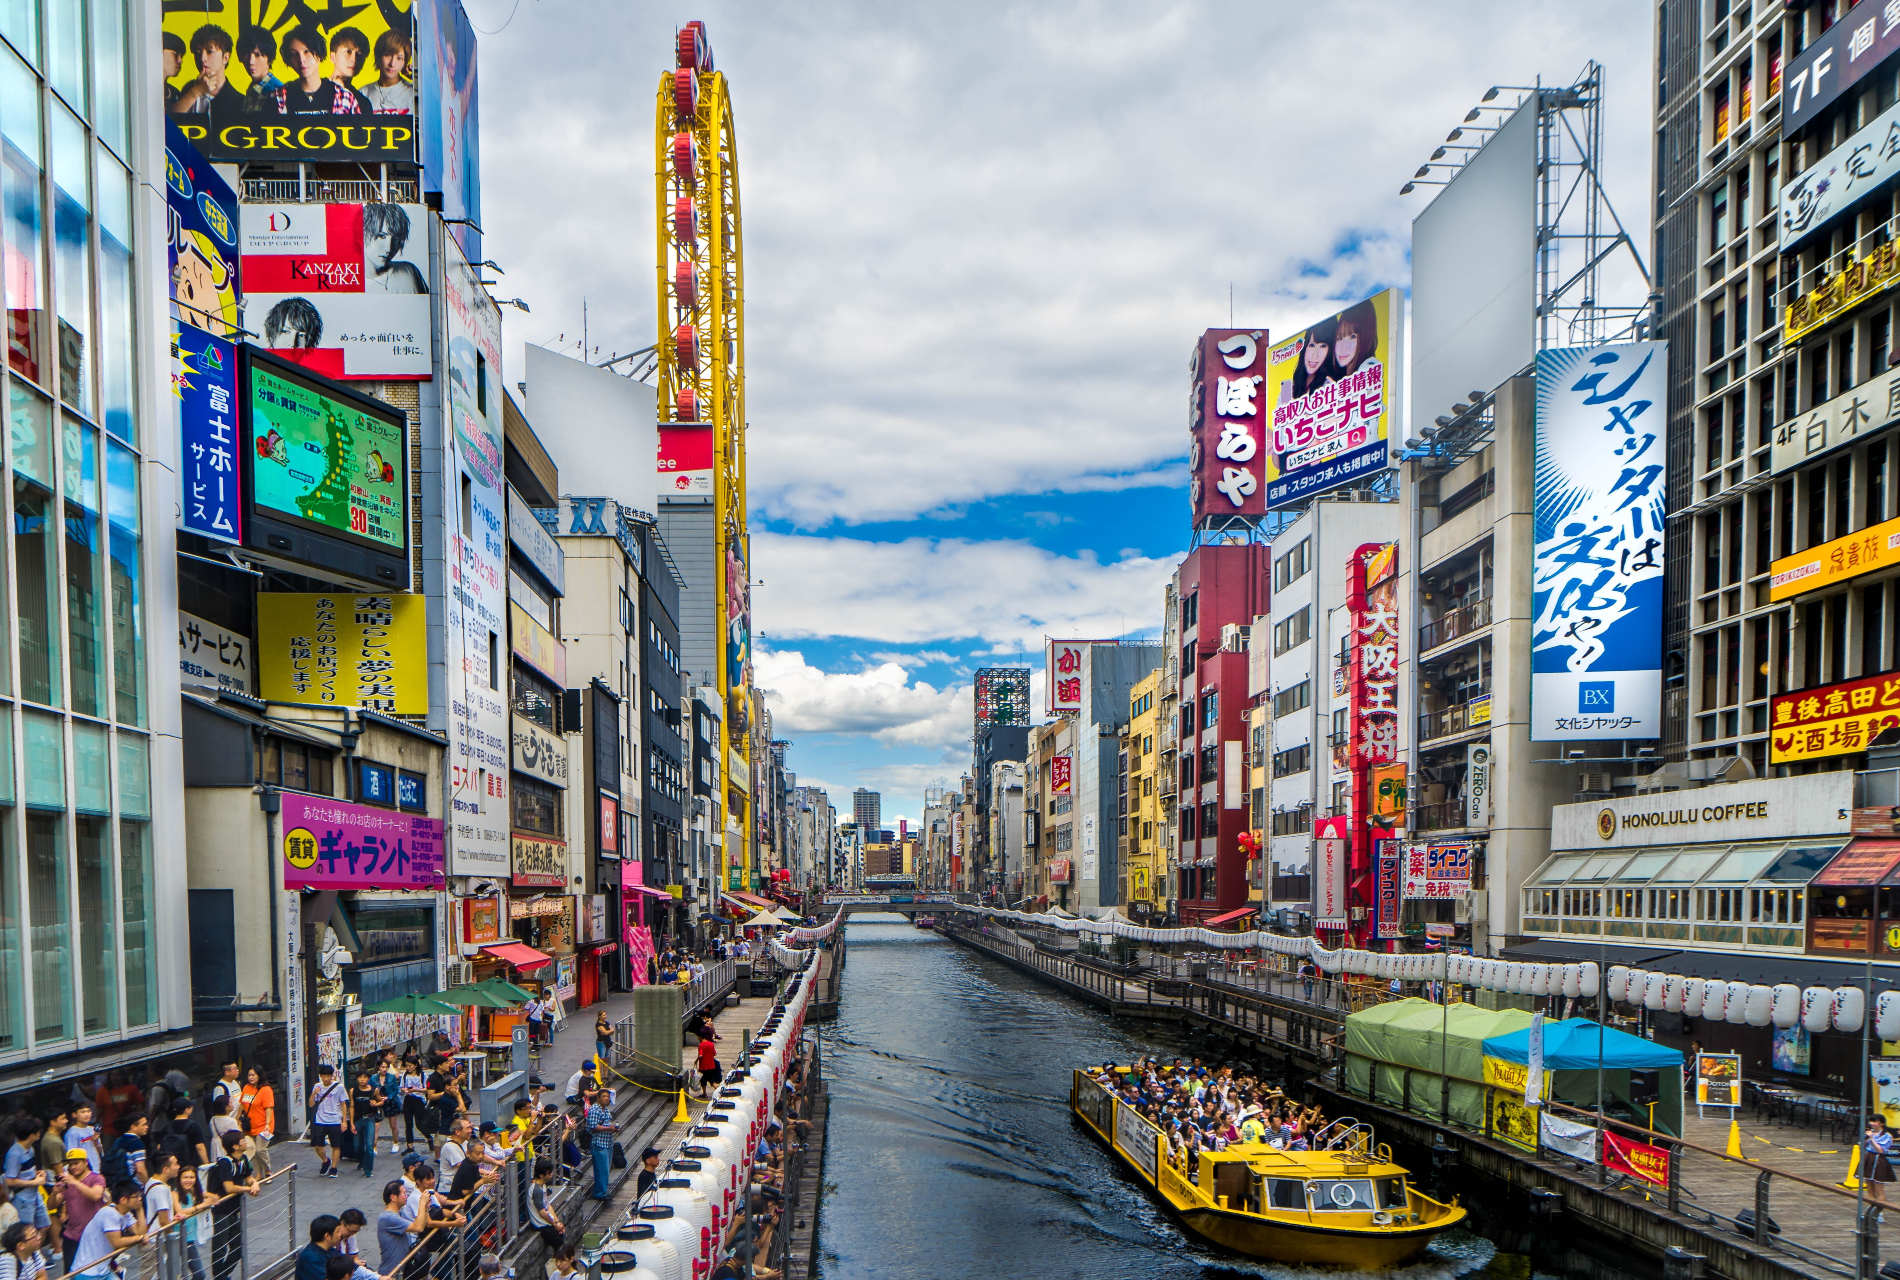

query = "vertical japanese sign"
1315;816;1349;927
1046;639;1089;715
1187;328;1268;524
1051;755;1073;794
173;322;241;543
1532;343;1668;740
1465;743;1492;827
1374;839;1402;940
1349;544;1400;945
1265;289;1400;507
165;119;239;337
440;229;509;876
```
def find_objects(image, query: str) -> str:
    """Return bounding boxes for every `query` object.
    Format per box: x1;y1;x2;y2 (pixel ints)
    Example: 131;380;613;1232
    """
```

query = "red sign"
1051;754;1073;794
1050;858;1072;884
1348;542;1401;948
658;423;713;496
462;896;501;944
1769;669;1900;765
599;792;621;856
1602;1130;1670;1188
1047;639;1091;714
1189;328;1269;524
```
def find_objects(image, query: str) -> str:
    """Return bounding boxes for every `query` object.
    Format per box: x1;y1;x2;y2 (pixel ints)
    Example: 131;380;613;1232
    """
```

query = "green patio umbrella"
365;993;462;1017
467;976;535;1002
439;984;518;1008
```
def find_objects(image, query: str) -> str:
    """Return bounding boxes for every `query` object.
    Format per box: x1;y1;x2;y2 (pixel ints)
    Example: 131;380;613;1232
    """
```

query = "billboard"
1530;343;1667;739
281;793;443;892
242;203;432;380
244;349;408;554
1770;364;1900;475
974;667;1031;728
1315;816;1349;927
726;545;750;689
439;231;510;877
1780;96;1900;252
1785;240;1899;346
1046;639;1093;714
256;592;426;712
510;834;565;889
1051;755;1072;794
1770;672;1900;765
1770;514;1900;602
1187;328;1268;522
658;423;714;496
1265;288;1401;507
174;322;242;544
1411;100;1536;433
417;0;481;260
162;0;418;164
1781;9;1900;134
524;345;659;512
164;120;239;336
1402;842;1473;899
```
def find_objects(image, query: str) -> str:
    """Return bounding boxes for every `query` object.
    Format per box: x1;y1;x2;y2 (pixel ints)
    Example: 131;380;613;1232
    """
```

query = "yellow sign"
1769;513;1900;602
284;826;318;870
1490;1088;1538;1152
1785;240;1900;344
1483;1056;1529;1092
257;593;426;712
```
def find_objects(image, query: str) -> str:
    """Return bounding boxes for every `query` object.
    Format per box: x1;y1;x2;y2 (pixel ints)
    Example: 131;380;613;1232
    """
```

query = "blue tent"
1482;1018;1684;1069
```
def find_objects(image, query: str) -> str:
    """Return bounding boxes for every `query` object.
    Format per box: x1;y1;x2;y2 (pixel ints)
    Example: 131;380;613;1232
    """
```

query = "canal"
812;917;1538;1280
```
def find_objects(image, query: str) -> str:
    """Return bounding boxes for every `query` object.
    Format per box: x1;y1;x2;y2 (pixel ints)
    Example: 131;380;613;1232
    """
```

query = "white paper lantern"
1561;964;1582;999
1623;969;1648;1006
1681;978;1706;1018
1606;965;1630;1003
1876;991;1900;1042
1644;972;1668;1011
1802;986;1833;1034
1702;979;1730;1021
1448;954;1469;983
1663;974;1685;1013
1834;986;1867;1033
1428;952;1448;981
1724;981;1752;1025
1578;962;1600;999
1770;983;1801;1029
1528;964;1549;997
1742;984;1775;1027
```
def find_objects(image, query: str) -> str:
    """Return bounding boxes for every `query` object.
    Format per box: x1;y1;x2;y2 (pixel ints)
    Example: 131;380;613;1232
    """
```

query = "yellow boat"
1072;1067;1466;1268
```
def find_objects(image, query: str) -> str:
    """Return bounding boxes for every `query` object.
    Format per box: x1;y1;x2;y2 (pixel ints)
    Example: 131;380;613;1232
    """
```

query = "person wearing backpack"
104;1118;147;1187
307;1066;346;1179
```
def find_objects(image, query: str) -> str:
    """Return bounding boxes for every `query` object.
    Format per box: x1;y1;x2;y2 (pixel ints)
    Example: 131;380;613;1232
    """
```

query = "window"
1269;807;1312;837
1199;750;1219;783
1201;692;1219;729
1272;744;1310;777
512;664;561;731
511;775;562;837
1200;801;1218;838
1273;682;1311;717
1054;823;1073;852
260;736;335;795
1272;538;1312;590
1273;607;1312;655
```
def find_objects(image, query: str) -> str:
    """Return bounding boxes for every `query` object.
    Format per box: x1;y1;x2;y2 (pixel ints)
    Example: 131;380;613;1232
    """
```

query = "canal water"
813;918;1542;1280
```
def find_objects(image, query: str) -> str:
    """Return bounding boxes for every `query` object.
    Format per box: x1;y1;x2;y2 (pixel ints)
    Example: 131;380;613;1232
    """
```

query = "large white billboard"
1530;342;1668;741
1410;101;1537;427
525;344;660;515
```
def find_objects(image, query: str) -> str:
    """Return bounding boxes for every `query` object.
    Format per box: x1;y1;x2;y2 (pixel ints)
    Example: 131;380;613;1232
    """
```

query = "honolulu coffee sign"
1551;773;1852;850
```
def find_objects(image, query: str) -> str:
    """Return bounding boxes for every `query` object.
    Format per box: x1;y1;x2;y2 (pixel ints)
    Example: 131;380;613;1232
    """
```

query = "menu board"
1695;1052;1742;1108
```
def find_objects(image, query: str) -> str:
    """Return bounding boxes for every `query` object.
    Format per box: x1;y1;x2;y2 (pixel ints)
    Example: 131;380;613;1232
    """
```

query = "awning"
1203;906;1259;927
629;884;674;901
727;890;777;910
479;942;553;971
1815;838;1900;887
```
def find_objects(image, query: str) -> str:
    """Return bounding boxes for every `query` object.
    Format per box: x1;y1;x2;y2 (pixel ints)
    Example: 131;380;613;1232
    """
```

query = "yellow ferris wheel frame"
655;42;751;871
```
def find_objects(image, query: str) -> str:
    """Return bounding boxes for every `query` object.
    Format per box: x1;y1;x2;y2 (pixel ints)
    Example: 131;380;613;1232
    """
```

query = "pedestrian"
65;1107;100;1175
207;1061;243;1118
351;1071;384;1178
584;1089;617;1200
398;1061;427;1153
3;1118;49;1239
526;994;545;1046
525;1159;563;1249
695;1036;721;1100
635;1149;660;1199
436;1118;469;1187
296;1217;343;1280
308;1065;347;1178
140;1151;178;1230
35;1113;68;1192
104;1116;147;1186
206;1097;241;1168
237;1068;275;1180
595;1011;613;1069
174;1165;210;1280
0;1222;47;1280
55;1148;105;1273
204;1132;256;1280
1864;1114;1896;1217
374;1180;413;1277
373;1055;404;1155
69;1182;144;1280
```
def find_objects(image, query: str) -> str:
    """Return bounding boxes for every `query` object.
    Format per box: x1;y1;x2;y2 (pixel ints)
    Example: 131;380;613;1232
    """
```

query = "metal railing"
1413;799;1475;833
79;1164;300;1280
1419;596;1493;652
1418;694;1491;742
240;178;421;204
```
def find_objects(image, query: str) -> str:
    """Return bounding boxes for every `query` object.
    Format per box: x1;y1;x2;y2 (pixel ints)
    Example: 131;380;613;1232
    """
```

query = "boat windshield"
1307;1178;1406;1211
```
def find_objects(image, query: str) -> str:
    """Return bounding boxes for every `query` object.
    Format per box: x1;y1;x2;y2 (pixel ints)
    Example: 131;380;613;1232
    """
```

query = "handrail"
76;1160;300;1280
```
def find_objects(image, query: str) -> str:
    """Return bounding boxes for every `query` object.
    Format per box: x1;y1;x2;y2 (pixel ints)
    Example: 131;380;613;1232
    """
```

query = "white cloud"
752;647;972;750
754;532;1179;650
868;649;959;669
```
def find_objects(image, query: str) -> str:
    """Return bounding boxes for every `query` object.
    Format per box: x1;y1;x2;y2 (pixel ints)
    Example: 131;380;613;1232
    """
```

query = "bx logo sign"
1578;682;1616;713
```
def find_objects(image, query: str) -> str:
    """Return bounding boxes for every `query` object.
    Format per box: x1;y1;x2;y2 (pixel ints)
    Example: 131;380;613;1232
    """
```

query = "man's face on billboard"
286;39;322;90
246;49;271;81
366;228;398;272
332;43;360;81
198;43;229;82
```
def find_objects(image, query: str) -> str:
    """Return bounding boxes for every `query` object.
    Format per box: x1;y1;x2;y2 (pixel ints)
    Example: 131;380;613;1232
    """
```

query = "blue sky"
479;0;1654;824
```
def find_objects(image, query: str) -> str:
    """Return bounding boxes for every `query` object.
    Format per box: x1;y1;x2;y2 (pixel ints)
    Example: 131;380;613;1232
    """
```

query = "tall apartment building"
853;787;881;831
1121;671;1162;914
1065;642;1163;914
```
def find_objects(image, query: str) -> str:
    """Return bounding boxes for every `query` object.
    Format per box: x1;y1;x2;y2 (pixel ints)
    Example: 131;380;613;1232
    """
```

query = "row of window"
1272;538;1311;591
1273;682;1310;718
1272;744;1310;778
1527;884;1806;925
1273;607;1311;656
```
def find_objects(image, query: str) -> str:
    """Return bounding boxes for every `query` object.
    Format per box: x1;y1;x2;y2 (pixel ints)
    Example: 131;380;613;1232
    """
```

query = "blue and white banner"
1531;342;1668;740
173;320;241;543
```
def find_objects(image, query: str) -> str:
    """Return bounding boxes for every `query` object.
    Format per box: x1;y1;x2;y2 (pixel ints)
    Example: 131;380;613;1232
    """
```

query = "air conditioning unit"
1221;623;1249;652
1578;771;1615;794
443;960;473;987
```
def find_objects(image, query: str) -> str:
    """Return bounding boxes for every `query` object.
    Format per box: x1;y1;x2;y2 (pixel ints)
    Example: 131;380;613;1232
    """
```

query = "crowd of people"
1085;1058;1330;1176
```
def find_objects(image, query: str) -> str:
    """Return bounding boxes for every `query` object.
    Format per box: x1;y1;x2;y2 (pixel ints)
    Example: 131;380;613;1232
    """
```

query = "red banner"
1602;1130;1670;1188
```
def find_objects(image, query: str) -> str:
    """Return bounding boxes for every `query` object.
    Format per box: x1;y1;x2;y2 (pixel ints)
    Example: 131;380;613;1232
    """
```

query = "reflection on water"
813;917;1536;1280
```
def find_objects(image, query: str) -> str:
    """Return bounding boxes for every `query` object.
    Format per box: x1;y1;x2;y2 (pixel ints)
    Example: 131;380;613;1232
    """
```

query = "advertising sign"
1602;1130;1671;1188
1872;1058;1900;1128
163;3;418;163
510;600;567;686
1770;670;1900;765
1370;762;1406;829
1402;843;1473;899
1781;98;1900;252
180;610;251;696
506;489;563;593
599;792;620;857
1051;754;1073;794
1531;343;1667;739
726;545;750;689
1772;366;1900;477
462;895;500;944
1316;817;1349;927
440;232;510;877
1490;1088;1537;1152
1188;328;1269;521
1465;743;1492;827
246;354;409;554
417;0;481;259
242;203;432;380
165;120;239;337
256;592;426;712
1695;1051;1742;1108
1540;1112;1599;1164
1047;639;1088;714
510;834;566;889
1781;5;1900;134
1553;773;1852;849
658;422;714;496
1771;513;1900;603
1373;839;1401;939
174;322;242;543
280;793;444;891
1049;858;1072;884
1114;1101;1162;1181
510;714;567;788
1786;240;1900;345
1265;288;1400;507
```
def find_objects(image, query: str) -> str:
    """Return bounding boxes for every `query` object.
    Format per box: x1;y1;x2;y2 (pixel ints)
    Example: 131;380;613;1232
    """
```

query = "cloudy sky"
476;0;1653;825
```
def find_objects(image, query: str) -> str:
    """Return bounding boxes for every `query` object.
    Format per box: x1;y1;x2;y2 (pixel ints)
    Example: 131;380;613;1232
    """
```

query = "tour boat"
914;915;937;930
1072;1068;1465;1268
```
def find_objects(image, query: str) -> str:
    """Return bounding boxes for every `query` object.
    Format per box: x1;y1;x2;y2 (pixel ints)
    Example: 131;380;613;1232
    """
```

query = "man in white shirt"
72;1182;145;1279
308;1065;347;1178
435;1118;469;1185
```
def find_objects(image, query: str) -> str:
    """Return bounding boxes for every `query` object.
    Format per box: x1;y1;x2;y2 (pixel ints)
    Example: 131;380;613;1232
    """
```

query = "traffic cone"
674;1089;691;1124
1843;1144;1862;1190
1726;1122;1743;1160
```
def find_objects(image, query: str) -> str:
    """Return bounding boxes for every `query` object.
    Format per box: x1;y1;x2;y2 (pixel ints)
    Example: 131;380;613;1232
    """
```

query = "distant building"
853;787;882;831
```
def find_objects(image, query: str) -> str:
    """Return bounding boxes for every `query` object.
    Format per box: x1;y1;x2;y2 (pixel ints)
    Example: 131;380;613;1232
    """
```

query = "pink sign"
622;858;644;928
280;793;444;890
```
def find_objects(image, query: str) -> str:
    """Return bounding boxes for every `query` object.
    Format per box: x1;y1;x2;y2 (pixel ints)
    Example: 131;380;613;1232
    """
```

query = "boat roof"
1202;1144;1403;1175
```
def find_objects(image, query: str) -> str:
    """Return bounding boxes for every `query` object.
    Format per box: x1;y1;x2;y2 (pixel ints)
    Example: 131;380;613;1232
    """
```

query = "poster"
280;793;444;891
1490;1088;1537;1152
1370;762;1406;829
256;593;426;712
284;893;304;1136
1695;1052;1742;1107
1772;1024;1811;1075
180;610;252;696
1264;288;1400;507
727;546;751;688
175;323;243;544
417;0;481;259
510;834;565;889
165;120;240;336
247;360;409;550
162;0;418;163
242;203;432;380
1872;1059;1900;1128
1374;839;1401;940
1603;1130;1670;1188
1315;817;1349;926
440;231;509;876
1540;1112;1599;1164
1531;342;1668;739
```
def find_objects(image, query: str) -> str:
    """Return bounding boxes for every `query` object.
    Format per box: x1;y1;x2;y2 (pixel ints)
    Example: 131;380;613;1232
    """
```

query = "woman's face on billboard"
1334;323;1364;370
1302;337;1329;376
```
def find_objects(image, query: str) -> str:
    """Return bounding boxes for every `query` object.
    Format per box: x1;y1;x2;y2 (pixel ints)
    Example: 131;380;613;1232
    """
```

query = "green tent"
1341;999;1536;1130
